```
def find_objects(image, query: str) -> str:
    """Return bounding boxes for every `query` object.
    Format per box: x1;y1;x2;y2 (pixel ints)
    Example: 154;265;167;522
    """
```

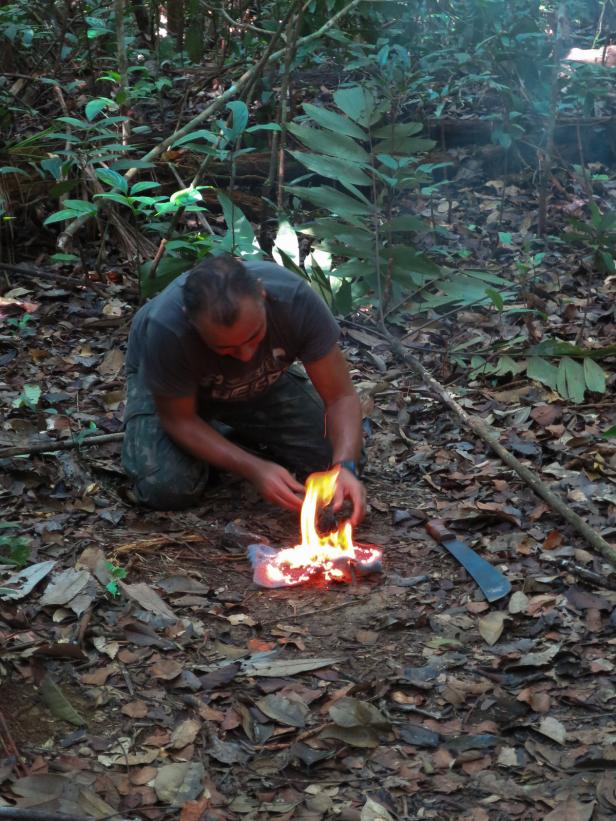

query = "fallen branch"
0;811;133;820
386;335;616;569
0;432;124;459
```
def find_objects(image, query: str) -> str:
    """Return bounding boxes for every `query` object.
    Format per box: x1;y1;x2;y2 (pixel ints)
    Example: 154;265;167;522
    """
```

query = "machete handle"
425;519;455;542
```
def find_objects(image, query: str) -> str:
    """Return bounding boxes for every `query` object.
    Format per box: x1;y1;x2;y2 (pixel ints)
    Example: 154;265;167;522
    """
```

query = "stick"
386;336;616;569
0;432;124;459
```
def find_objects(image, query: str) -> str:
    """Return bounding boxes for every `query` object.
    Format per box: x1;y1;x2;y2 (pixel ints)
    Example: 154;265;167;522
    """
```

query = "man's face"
194;295;267;362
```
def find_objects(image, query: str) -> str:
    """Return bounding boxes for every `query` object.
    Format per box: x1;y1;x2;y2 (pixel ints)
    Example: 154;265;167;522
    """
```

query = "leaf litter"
2;105;616;821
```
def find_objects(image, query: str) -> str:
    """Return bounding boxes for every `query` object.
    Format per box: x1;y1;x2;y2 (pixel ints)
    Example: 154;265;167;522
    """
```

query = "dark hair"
183;254;263;326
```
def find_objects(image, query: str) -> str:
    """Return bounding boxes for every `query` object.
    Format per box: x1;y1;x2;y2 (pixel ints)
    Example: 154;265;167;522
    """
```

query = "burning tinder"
247;467;382;588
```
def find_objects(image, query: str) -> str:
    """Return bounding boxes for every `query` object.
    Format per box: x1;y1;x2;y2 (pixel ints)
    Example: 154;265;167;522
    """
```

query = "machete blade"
425;520;511;603
441;537;511;602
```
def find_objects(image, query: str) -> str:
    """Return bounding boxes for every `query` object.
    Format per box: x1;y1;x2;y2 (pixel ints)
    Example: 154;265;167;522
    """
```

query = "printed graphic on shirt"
199;347;291;401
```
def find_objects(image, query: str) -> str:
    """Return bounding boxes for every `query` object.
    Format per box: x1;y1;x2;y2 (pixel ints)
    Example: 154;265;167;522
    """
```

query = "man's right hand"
249;460;305;512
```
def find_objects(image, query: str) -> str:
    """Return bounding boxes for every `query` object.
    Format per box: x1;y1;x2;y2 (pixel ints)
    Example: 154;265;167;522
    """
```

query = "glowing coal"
247;467;382;588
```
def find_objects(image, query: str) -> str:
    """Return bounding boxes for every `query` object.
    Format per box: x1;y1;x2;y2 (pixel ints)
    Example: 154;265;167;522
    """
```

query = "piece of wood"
0;432;124;459
386;334;616;569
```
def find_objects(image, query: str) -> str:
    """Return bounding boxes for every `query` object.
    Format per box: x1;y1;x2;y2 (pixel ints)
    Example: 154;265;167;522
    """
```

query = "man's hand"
332;467;366;527
250;460;305;512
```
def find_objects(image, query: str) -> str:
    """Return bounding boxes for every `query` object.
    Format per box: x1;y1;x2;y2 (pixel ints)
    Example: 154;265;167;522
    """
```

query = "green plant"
566;202;616;274
12;383;41;409
105;561;127;597
0;523;31;567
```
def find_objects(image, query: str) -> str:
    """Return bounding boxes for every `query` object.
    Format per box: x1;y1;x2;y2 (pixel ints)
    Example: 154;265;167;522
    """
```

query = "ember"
248;467;382;588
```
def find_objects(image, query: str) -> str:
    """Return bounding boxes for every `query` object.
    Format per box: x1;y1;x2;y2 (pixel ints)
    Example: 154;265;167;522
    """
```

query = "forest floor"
2;143;616;821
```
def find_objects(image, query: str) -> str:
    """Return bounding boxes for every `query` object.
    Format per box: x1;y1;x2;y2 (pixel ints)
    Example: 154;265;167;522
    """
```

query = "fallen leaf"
0;560;56;600
256;694;309;728
150;659;183;680
240;656;343;677
361;796;395;821
153;763;205;806
508;591;529;614
122;701;149;718
170;718;202;749
543;799;595;821
81;664;117;686
119;581;177;620
39;675;85;727
538;716;567;745
478;612;507;645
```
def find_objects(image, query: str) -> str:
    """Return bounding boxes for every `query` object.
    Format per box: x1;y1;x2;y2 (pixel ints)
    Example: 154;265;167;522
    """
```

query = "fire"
258;467;382;587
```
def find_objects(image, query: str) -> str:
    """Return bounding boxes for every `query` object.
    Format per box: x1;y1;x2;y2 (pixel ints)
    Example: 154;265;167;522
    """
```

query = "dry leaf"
478;612;507;645
150;658;183;680
170;718;202;749
508;591;529;614
122;701;149;718
538;716;567;745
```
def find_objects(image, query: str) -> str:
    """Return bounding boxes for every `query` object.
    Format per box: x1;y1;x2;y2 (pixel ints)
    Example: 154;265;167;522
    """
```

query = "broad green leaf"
385;215;428;233
130;181;161;194
273;220;300;267
527;356;558;390
44;208;93;225
385;246;441;277
85;97;116;121
226;100;249;139
171;129;220;148
371;122;424;139
93;192;132;207
333;86;379;127
217;192;262;258
0;166;28;176
62;199;98;214
23;384;41;406
288;150;371;186
111;159;156;170
285;185;372;218
96;167;128;193
583;357;606;393
602;425;616;439
56;116;91;128
561;356;586;403
288;123;369;163
485;287;504;310
330;259;374;280
246;123;281;133
302;102;367;139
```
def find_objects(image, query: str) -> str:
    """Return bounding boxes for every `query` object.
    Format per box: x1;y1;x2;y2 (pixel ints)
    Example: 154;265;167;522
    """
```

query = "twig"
0;811;133;820
385;335;616;569
0;432;124;460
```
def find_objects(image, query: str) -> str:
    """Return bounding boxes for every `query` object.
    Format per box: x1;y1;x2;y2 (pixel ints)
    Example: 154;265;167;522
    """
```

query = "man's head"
183;255;266;362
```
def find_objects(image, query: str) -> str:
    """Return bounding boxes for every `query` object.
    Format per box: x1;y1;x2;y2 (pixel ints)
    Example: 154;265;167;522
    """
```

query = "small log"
0;432;124;459
386;334;616;570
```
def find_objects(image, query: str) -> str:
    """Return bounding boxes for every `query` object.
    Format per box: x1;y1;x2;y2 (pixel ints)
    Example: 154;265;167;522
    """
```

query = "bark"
0;433;125;460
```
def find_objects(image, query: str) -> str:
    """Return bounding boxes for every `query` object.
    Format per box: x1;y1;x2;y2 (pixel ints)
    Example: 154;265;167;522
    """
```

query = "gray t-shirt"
126;261;341;403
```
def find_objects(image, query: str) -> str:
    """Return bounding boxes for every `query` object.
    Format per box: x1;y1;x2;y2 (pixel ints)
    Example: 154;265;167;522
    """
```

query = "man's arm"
155;394;304;511
305;344;366;525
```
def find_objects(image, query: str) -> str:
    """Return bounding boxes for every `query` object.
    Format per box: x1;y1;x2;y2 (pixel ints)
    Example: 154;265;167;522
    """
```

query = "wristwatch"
333;459;358;476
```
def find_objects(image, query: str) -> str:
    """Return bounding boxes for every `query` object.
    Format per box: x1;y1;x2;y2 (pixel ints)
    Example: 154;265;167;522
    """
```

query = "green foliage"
105;560;127;597
457;338;610;404
0;523;31;567
566;203;616;274
12;383;41;409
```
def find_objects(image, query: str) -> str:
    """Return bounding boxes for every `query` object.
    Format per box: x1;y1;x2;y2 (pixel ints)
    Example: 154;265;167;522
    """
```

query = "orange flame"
261;467;382;586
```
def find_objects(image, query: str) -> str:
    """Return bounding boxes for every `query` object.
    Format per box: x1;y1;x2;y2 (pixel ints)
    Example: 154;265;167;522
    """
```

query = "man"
122;254;366;524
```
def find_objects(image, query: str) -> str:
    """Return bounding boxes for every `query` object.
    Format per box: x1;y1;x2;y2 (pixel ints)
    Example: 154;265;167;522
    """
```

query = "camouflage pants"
121;364;332;510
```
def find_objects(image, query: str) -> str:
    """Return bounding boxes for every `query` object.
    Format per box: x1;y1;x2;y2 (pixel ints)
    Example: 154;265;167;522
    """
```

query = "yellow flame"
261;468;380;585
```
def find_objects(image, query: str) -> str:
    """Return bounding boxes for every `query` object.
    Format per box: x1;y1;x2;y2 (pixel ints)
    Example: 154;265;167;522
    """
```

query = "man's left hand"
332;468;366;527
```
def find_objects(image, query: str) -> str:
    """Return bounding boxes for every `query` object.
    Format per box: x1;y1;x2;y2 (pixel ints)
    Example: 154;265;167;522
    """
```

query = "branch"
0;432;124;460
56;0;364;249
385;334;616;569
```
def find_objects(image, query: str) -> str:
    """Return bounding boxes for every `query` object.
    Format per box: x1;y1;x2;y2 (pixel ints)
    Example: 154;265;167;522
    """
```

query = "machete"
426;519;511;602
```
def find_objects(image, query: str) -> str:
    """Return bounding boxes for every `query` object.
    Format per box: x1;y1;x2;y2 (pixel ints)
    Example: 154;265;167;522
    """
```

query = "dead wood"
386;333;616;570
0;432;124;460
